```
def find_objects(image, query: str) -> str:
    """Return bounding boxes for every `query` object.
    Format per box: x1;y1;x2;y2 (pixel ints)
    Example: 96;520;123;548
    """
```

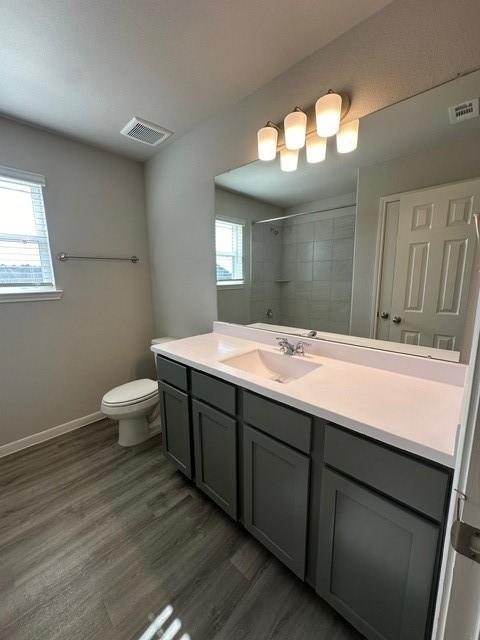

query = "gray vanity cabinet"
192;400;237;519
243;424;310;578
317;468;439;640
158;381;193;479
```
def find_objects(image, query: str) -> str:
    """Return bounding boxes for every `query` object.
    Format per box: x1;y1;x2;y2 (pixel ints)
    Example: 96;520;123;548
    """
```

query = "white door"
388;179;480;349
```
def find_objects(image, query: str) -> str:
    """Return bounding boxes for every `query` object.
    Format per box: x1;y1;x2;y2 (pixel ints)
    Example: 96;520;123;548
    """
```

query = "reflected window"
215;218;244;285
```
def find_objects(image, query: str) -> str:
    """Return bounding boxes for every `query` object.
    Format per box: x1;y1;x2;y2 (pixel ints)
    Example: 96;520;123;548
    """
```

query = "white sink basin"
220;349;319;384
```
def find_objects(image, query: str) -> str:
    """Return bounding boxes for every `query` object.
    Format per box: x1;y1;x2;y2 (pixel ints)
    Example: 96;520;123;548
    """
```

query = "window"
0;166;60;301
215;218;244;285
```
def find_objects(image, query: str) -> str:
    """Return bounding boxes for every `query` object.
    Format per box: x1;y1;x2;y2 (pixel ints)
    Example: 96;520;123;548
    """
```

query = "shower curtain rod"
253;202;356;225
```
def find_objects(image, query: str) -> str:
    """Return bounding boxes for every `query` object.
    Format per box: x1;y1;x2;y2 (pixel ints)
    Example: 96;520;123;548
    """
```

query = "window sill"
0;288;64;303
217;282;245;290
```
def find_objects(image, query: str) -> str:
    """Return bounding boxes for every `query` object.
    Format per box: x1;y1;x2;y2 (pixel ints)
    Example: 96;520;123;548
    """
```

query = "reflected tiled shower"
251;212;355;334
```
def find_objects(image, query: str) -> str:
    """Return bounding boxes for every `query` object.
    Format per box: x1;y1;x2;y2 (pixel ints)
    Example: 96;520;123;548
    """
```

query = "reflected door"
388;179;480;349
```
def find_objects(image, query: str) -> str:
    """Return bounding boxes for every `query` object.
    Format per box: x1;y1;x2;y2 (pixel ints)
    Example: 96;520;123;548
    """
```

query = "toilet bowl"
101;337;175;446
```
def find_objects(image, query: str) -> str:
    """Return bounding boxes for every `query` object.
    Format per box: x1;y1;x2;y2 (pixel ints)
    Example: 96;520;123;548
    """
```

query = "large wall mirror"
215;70;480;363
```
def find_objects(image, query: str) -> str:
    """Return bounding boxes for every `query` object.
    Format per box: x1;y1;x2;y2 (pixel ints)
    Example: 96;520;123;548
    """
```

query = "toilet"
101;337;175;446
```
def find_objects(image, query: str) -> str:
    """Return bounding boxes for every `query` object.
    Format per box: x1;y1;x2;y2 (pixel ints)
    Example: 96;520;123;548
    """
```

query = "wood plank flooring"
0;420;364;640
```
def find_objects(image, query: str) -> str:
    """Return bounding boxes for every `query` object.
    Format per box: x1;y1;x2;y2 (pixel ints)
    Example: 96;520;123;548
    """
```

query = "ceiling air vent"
448;98;479;124
120;117;173;146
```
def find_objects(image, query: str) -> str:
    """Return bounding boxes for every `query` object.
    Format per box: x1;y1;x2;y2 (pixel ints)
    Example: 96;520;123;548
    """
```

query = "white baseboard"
0;411;104;459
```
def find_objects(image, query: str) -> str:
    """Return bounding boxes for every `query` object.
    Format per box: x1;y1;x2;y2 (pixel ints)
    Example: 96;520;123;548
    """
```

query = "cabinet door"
243;425;310;578
192;400;237;519
158;381;192;479
317;468;439;640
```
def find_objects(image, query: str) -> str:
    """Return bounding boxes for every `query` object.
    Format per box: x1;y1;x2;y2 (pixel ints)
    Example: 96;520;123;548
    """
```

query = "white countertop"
152;332;464;468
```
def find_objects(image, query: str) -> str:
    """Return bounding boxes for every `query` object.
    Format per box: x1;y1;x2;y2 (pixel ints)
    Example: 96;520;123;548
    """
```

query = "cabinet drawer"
191;370;236;416
324;425;450;521
243;391;311;454
156;355;188;391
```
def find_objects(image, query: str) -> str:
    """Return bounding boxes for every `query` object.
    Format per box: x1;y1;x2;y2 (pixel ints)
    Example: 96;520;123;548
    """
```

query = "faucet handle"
295;341;311;356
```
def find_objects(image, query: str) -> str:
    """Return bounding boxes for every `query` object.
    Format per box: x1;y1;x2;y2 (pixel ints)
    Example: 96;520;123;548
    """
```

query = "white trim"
0;288;63;303
0;411;104;459
0;164;46;186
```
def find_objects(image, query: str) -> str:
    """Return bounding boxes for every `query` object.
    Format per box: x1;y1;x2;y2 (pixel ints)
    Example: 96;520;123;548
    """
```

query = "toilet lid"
102;379;158;406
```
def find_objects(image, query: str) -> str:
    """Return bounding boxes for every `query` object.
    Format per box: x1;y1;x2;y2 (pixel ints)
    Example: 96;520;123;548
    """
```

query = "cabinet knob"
380;311;389;319
392;315;402;325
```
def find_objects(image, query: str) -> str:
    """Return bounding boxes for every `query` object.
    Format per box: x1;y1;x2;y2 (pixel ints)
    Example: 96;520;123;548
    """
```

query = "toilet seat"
102;379;158;407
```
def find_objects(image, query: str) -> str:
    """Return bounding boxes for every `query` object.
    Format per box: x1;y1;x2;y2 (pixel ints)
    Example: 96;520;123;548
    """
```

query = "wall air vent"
448;98;479;124
120;117;173;146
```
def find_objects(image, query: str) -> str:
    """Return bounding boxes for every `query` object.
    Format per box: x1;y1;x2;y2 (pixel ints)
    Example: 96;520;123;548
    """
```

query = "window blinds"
0;169;55;289
215;219;244;283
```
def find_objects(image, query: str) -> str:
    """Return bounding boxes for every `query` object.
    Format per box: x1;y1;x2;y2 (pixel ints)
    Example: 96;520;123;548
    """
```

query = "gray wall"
352;132;480;339
0;117;154;447
145;0;480;338
215;188;283;324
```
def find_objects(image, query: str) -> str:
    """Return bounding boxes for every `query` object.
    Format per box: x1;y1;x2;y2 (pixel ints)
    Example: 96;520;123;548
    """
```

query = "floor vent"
120;117;173;146
448;99;479;124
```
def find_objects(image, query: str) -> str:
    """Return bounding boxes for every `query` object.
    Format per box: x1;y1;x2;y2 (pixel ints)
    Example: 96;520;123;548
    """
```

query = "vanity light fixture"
306;135;327;163
284;108;307;150
257;89;355;169
336;119;359;153
315;90;343;137
280;148;299;172
257;122;279;161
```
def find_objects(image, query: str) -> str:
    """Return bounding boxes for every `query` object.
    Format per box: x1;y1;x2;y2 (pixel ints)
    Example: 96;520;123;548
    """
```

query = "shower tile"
296;222;315;243
282;244;296;263
296;261;313;281
331;281;352;302
280;262;296;281
296;242;314;262
252;261;264;282
312;281;331;302
314;240;332;261
333;215;355;239
252;224;264;242
282;225;296;244
263;261;275;282
252;241;264;262
314;219;334;241
333;237;354;260
330;301;352;324
331;259;353;281
313;260;332;281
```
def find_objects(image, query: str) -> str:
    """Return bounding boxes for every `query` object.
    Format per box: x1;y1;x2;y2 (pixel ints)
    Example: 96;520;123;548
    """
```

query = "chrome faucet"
276;337;310;356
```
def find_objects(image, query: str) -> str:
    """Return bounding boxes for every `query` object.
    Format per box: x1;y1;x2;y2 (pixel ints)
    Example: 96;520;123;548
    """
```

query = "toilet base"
118;416;160;447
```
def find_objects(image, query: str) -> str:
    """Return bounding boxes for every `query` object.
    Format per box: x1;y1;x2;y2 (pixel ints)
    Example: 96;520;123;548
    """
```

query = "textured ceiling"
0;0;391;160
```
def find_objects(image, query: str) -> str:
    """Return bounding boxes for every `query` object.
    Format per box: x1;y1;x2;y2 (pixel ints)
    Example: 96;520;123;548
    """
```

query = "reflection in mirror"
215;70;480;362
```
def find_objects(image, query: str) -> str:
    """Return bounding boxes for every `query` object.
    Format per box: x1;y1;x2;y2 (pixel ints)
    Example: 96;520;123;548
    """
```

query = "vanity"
152;327;464;640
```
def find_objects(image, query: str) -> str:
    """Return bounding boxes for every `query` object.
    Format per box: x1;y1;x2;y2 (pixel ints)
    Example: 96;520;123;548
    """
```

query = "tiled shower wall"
250;208;355;333
250;221;283;324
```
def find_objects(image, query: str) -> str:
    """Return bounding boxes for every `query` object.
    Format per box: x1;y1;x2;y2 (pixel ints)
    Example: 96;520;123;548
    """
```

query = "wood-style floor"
0;419;363;640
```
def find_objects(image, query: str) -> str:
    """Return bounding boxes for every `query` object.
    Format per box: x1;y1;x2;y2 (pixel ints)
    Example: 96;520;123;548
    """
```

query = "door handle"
392;315;402;324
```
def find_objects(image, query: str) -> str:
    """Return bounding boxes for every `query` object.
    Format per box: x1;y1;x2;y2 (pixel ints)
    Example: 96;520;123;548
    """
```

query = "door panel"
158;381;192;478
317;468;439;640
192;400;237;519
243;425;310;578
386;179;480;349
